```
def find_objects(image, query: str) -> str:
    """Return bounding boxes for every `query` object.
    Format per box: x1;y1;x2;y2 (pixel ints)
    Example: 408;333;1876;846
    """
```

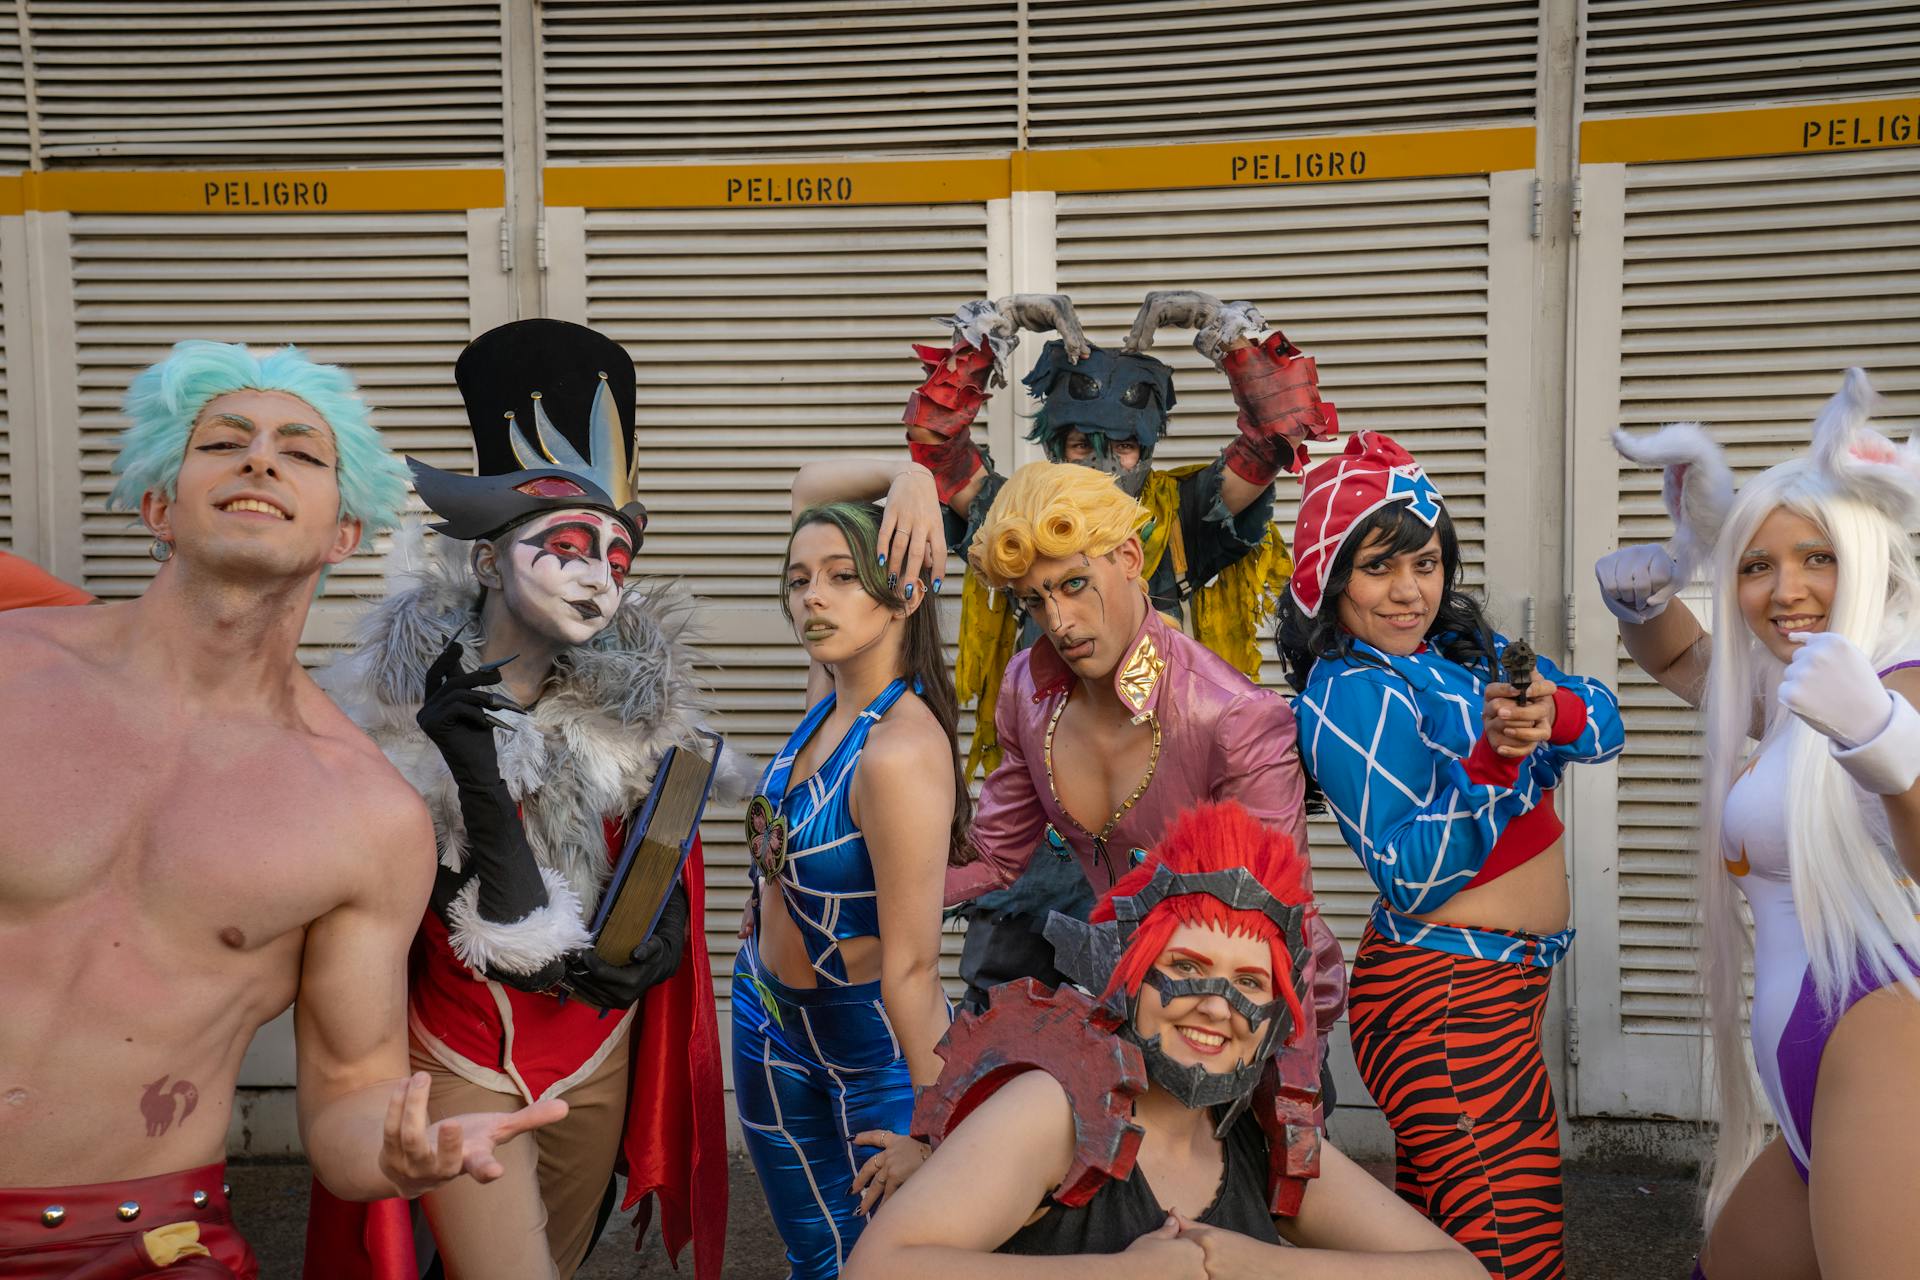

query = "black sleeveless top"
998;1109;1282;1256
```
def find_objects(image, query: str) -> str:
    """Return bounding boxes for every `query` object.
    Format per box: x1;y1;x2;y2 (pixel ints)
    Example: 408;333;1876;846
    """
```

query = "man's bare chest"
0;687;353;942
1045;701;1159;836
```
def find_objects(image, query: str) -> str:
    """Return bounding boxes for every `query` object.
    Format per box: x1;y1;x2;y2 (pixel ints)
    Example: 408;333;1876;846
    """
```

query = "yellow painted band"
20;168;503;213
545;156;1011;209
548;125;1537;208
1020;125;1536;195
0;175;21;216
1583;97;1920;165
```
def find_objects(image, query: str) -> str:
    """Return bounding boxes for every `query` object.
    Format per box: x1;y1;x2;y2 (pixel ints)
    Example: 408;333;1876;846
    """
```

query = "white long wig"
1621;369;1920;1223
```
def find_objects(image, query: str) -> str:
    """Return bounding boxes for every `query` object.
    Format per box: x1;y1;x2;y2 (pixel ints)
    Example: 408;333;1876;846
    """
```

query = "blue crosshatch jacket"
1294;633;1624;967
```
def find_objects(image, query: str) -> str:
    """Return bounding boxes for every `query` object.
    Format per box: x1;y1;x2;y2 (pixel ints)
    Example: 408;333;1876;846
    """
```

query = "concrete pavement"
236;1150;1701;1278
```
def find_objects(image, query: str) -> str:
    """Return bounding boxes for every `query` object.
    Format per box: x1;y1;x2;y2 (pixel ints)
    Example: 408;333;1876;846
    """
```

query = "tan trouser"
410;1030;630;1280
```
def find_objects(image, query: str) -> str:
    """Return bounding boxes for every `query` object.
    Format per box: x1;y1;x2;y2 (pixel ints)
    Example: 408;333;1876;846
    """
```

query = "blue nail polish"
933;579;944;595
878;553;887;567
905;583;915;600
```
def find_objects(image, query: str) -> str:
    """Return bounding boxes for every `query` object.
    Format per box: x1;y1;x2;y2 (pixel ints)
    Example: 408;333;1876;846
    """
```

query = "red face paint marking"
607;538;633;586
140;1075;199;1137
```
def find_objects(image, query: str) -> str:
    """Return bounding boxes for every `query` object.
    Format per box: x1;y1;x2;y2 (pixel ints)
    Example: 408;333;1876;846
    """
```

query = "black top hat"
407;320;646;542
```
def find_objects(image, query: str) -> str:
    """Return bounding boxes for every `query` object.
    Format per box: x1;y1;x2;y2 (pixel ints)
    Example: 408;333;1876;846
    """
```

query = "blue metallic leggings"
731;936;914;1280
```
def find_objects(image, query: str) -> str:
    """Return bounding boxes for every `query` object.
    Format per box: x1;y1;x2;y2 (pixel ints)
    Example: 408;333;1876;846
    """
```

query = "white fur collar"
317;524;757;917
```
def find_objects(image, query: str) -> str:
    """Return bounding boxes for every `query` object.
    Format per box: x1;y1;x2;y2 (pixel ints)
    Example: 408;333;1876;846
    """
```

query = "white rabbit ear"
1612;421;1736;585
1810;368;1920;528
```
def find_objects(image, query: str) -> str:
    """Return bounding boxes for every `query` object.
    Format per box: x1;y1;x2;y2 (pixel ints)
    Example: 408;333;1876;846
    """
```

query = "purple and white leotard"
1721;662;1920;1180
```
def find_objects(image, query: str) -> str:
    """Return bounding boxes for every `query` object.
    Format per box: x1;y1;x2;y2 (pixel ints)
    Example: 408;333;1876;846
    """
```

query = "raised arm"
1124;290;1339;517
854;717;955;1087
791;458;952;599
1595;542;1711;705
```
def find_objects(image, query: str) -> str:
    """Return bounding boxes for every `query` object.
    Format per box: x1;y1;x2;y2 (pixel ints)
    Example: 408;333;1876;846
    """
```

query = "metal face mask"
1044;864;1311;1136
1024;340;1176;456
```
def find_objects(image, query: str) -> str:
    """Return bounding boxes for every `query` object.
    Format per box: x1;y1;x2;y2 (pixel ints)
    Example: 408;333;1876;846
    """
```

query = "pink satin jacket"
945;608;1346;1028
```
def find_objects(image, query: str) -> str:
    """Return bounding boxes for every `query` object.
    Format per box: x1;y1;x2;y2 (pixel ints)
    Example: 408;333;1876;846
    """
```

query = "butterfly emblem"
746;794;790;878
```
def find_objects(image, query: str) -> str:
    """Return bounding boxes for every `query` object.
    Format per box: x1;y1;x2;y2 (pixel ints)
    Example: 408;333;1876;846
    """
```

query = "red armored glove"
1220;331;1340;485
903;339;995;502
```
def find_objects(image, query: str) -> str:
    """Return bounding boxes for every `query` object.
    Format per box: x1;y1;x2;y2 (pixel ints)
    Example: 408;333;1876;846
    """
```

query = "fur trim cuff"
1832;692;1920;796
447;865;593;976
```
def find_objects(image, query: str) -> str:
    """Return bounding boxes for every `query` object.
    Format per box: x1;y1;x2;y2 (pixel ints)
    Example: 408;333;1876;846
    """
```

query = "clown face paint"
1131;922;1274;1076
494;508;631;648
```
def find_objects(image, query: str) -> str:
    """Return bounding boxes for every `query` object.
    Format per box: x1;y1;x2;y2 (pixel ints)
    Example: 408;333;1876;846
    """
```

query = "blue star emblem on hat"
1387;464;1443;526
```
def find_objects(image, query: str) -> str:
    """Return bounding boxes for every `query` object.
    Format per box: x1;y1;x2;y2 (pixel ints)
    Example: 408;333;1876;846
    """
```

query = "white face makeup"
1131;922;1274;1075
494;507;632;648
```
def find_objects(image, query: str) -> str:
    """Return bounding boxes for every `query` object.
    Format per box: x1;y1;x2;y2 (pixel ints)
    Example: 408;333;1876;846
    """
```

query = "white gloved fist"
1779;632;1894;749
1594;543;1682;624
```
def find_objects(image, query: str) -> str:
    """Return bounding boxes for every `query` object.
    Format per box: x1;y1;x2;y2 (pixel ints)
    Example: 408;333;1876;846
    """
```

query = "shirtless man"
0;341;562;1277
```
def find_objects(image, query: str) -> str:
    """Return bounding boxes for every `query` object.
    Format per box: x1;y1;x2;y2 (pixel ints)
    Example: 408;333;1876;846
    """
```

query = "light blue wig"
108;340;409;536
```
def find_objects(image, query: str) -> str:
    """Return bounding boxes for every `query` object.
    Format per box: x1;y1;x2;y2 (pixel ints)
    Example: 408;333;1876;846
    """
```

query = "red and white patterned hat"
1289;431;1445;618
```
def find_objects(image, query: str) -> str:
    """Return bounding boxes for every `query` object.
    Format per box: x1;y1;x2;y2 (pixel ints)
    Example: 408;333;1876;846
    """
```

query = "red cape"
302;838;727;1279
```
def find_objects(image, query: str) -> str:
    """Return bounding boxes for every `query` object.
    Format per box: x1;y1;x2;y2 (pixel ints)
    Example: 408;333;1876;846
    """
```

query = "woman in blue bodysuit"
733;496;971;1279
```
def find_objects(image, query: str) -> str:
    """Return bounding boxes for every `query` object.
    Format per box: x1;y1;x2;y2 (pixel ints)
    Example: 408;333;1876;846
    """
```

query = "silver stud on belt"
192;1190;210;1209
116;1201;141;1222
221;1182;231;1198
40;1206;64;1228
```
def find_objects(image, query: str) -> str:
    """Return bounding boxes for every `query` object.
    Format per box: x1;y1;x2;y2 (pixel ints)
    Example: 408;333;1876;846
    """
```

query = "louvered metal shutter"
1054;177;1496;955
1585;0;1920;115
1568;148;1920;1116
1026;0;1540;148
0;5;27;168
24;0;505;165
60;212;486;624
580;202;993;1001
541;1;1019;161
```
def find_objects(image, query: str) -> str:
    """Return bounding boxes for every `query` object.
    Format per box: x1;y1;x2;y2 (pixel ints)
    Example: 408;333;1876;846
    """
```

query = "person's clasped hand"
1481;674;1559;759
1780;631;1895;749
850;1129;930;1215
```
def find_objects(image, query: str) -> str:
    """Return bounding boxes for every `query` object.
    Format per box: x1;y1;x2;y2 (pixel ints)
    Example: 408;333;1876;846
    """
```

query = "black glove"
563;881;689;1011
418;639;555;965
417;638;521;790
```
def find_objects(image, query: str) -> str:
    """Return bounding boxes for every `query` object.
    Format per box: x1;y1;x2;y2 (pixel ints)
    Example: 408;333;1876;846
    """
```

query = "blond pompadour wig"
968;460;1151;589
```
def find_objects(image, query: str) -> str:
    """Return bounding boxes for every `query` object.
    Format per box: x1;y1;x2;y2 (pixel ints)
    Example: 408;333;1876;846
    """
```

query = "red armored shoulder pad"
911;978;1148;1207
1253;1030;1325;1217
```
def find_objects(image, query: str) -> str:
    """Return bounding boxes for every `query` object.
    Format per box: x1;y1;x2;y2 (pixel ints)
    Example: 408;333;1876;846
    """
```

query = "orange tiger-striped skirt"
1347;923;1565;1280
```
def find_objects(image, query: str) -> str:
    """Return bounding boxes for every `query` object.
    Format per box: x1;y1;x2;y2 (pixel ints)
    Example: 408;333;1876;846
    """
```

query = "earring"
148;538;173;563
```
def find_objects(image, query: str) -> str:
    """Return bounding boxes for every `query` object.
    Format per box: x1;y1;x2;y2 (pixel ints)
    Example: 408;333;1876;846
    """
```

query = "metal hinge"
1566;1007;1581;1065
1530;178;1543;239
1564;591;1579;654
536;213;549;272
497;213;513;273
1571;178;1584;237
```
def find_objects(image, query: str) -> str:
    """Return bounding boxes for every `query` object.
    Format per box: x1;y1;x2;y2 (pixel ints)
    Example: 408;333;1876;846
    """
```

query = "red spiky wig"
1090;801;1312;1045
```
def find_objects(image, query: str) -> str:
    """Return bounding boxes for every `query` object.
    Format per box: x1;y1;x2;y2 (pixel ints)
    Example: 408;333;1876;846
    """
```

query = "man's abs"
0;651;360;1184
